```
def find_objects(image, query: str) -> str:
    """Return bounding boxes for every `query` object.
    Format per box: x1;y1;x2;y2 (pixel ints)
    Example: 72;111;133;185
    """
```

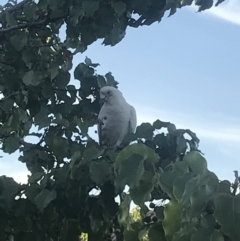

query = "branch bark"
0;13;68;34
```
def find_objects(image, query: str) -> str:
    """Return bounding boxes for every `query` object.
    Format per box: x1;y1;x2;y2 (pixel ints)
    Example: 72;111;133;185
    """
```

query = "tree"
1;0;239;241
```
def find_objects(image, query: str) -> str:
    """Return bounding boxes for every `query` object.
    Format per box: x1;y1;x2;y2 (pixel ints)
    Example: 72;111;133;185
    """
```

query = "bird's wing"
97;118;104;145
129;105;137;133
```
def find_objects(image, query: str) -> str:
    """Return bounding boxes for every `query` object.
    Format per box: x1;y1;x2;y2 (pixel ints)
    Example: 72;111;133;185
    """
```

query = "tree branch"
0;91;19;101
0;13;68;34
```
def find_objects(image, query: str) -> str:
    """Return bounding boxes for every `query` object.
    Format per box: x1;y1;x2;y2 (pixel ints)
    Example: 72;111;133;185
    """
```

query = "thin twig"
0;13;68;34
0;60;12;66
0;91;19;101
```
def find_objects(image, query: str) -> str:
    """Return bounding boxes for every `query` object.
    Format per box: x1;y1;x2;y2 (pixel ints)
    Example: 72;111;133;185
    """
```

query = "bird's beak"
100;93;106;104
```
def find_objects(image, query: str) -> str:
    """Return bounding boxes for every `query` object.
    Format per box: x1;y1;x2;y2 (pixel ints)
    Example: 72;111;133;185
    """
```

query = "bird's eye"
107;90;111;95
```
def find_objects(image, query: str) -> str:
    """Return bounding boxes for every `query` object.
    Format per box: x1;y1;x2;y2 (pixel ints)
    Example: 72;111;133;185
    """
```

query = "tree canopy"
1;0;239;241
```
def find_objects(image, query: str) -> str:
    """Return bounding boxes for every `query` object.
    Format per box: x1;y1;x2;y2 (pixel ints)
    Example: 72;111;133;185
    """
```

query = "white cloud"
191;0;240;25
208;0;240;25
134;104;240;144
11;171;30;184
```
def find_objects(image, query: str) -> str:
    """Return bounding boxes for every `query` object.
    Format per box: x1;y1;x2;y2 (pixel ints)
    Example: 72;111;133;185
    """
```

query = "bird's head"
99;86;124;105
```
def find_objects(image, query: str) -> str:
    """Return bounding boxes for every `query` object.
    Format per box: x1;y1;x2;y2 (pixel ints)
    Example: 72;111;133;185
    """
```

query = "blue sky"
0;0;240;184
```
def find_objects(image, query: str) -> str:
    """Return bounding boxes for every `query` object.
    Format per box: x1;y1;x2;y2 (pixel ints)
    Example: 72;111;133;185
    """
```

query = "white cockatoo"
97;86;137;149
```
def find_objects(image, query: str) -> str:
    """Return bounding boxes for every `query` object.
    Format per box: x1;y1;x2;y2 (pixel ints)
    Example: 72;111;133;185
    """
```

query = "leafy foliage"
0;0;237;241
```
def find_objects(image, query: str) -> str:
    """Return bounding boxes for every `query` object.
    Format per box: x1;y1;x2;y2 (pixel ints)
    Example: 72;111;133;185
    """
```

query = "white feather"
97;86;137;148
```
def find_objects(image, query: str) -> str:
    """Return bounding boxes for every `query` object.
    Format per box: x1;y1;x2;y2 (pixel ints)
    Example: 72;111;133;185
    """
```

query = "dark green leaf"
83;146;103;163
163;199;183;241
0;176;20;206
154;206;164;220
34;189;57;211
214;194;240;241
5;11;17;26
124;230;139;241
89;160;111;186
148;223;167;241
22;71;42;86
114;143;158;190
3;136;20;153
218;180;231;194
60;219;80;241
130;171;155;206
136;122;155;139
82;1;99;16
10;33;28;51
112;1;126;16
183;151;207;175
97;75;106;88
105;72;118;86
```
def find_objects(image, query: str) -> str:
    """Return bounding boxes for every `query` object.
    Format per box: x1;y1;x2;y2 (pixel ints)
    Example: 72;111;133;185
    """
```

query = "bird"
97;86;137;149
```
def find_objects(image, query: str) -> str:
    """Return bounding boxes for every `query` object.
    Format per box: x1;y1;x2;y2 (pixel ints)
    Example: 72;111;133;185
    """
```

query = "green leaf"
191;228;224;241
163;199;183;241
124;230;139;241
5;11;17;26
119;194;132;226
0;176;20;207
82;1;99;16
112;1;126;16
54;164;70;186
70;163;92;185
114;143;158;190
22;70;42;86
85;56;92;66
218;180;231;194
34;106;51;129
180;0;193;6
83;146;103;163
28;172;44;183
23;2;38;20
214;194;240;241
154;206;164;221
148;223;167;241
105;72;118;86
152;119;170;129
49;66;59;80
25;184;41;203
97;75;106;88
52;136;69;157
34;189;57;211
210;230;225;241
173;172;194;201
176;134;187;154
89;160;111;186
130;171;155;206
74;63;94;80
55;70;71;88
197;0;213;11
173;160;189;174
159;170;181;199
10;32;28;51
60;219;79;241
135;122;154;139
116;153;144;190
3;136;20;153
22;48;35;68
186;184;214;220
183;151;207;175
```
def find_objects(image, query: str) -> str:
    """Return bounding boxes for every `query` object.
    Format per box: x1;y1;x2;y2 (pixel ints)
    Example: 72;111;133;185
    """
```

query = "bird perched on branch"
97;86;137;149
